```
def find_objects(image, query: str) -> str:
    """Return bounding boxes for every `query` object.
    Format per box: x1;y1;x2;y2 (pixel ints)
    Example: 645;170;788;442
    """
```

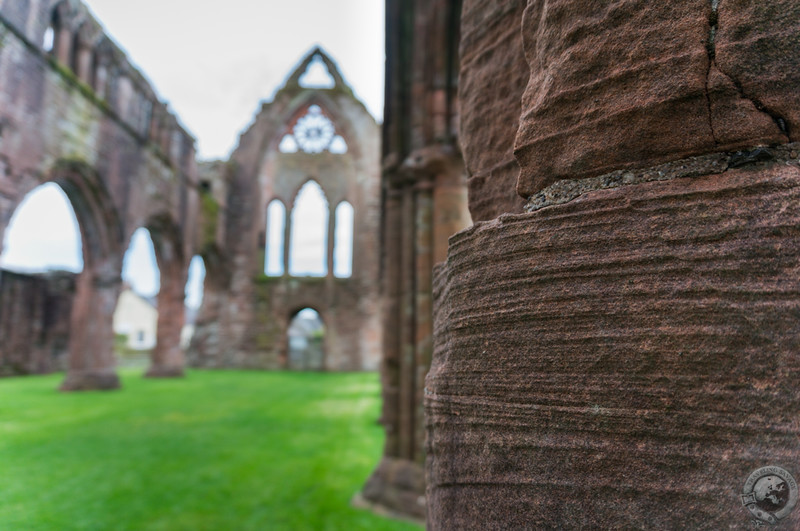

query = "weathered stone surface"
427;160;800;529
459;0;528;221
359;457;426;522
514;0;791;198
714;0;800;143
188;49;382;372
0;1;199;389
362;0;471;520
0;269;74;376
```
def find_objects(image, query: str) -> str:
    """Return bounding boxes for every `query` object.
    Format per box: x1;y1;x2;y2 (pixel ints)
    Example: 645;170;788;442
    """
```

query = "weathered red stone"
513;0;792;198
425;0;800;528
459;0;529;221
714;0;800;143
0;1;199;390
188;49;383;372
0;269;74;376
429;158;800;528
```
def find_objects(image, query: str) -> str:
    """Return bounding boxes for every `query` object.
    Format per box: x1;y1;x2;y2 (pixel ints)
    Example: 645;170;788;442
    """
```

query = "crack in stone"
706;0;790;140
704;0;720;144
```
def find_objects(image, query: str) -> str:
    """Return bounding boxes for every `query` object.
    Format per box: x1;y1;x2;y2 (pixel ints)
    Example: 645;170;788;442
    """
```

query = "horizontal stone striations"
426;163;800;529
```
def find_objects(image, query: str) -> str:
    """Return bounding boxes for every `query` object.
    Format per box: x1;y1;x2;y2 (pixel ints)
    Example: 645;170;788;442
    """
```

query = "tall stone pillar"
147;264;186;378
412;176;433;465
60;270;121;391
427;1;800;528
360;147;469;521
380;167;404;458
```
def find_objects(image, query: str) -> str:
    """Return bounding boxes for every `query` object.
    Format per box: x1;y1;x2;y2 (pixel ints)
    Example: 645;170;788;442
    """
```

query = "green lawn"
0;370;421;531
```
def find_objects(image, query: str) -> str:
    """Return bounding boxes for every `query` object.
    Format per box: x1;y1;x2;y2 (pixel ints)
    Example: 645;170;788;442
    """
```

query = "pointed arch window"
43;26;55;52
334;202;354;278
289;182;328;277
265;199;286;276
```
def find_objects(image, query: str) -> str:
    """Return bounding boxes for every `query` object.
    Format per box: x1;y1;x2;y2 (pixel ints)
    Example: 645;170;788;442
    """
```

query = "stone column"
146;264;186;378
412;175;433;464
326;203;336;277
60;270;121;391
379;169;403;457
398;174;417;461
426;1;800;528
282;205;291;275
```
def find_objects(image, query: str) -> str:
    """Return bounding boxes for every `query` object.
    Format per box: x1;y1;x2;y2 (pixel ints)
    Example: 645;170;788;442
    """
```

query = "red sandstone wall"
189;50;382;372
0;1;200;388
0;269;74;376
459;0;528;221
427;0;800;528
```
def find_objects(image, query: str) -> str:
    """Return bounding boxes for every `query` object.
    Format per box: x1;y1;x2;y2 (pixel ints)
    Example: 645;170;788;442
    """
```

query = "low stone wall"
0;269;75;376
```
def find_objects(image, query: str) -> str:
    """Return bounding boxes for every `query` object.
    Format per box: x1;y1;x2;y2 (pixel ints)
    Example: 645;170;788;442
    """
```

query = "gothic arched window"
289;181;328;276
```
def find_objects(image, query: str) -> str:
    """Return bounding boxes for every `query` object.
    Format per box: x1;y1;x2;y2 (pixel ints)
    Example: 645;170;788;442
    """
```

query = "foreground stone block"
427;155;800;528
513;0;793;197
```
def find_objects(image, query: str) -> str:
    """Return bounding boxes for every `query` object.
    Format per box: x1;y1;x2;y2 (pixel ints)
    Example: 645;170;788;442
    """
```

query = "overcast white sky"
83;0;385;159
0;1;383;303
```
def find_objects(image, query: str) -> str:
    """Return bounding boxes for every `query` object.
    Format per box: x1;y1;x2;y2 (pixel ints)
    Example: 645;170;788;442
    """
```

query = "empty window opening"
265;200;286;276
289;181;328;277
184;255;205;310
0;183;82;273
288;308;325;370
121;228;160;298
334;202;354;278
181;255;206;348
299;55;336;89
329;135;348;154
43;27;55;52
279;134;299;154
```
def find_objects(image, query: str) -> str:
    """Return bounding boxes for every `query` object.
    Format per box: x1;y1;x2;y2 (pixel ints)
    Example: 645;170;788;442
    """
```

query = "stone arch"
45;159;125;391
142;213;186;378
286;306;326;371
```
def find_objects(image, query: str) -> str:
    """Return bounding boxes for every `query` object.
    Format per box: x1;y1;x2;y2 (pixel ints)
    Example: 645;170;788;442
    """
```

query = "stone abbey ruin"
2;0;800;528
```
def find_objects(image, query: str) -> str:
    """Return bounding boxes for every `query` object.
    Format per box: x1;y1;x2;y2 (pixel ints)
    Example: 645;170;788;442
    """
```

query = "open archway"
114;228;159;369
287;308;325;370
0;183;81;375
10;161;127;391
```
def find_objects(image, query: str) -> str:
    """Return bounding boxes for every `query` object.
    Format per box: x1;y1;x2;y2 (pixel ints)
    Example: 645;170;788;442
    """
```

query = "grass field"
0;370;422;531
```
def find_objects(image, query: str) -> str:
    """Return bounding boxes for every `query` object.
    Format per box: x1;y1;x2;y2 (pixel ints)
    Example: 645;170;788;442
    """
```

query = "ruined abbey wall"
0;269;74;375
189;50;382;372
427;0;800;528
0;0;199;389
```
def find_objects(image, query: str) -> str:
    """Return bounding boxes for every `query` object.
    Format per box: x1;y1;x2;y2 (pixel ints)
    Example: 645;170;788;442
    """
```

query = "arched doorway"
287;308;325;370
